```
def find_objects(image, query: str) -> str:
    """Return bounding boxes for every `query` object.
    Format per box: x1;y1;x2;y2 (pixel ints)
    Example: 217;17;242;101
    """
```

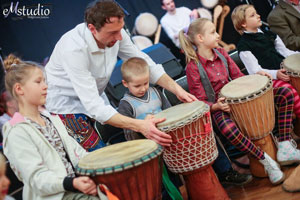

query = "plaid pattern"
186;48;294;160
58;114;106;152
273;79;300;118
273;87;294;142
186;48;244;105
27;114;75;177
212;111;264;160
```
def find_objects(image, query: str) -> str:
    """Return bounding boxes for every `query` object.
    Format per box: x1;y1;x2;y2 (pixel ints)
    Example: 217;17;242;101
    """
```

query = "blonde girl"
179;18;300;185
2;54;99;200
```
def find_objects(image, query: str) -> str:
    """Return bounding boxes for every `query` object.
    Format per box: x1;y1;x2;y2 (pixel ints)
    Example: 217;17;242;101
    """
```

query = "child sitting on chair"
179;17;300;185
2;54;99;200
231;4;300;119
118;57;253;187
118;57;171;140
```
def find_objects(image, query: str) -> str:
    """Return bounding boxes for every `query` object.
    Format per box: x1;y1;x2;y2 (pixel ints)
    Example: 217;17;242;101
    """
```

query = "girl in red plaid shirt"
179;18;300;185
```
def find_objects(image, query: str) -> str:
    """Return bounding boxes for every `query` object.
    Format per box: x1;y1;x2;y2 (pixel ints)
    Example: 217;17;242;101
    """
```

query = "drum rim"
220;75;273;104
75;144;163;176
156;102;210;132
282;53;300;77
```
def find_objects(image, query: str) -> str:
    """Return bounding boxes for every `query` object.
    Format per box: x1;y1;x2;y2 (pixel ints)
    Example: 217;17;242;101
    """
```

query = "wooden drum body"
76;140;163;200
220;74;277;177
155;101;229;200
282;53;300;94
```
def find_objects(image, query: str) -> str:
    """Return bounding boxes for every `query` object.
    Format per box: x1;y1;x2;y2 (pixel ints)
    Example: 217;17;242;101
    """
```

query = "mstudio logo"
2;1;51;19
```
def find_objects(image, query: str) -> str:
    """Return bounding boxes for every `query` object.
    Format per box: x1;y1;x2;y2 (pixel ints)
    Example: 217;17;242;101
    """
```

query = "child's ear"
241;22;247;29
197;33;204;43
122;80;128;88
14;83;24;96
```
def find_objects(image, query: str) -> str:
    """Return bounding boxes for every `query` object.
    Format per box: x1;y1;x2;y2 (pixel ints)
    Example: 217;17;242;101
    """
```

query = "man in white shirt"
45;0;196;150
160;0;198;48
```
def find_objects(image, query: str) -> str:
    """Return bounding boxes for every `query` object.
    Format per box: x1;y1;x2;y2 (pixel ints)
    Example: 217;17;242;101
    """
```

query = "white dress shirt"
160;7;192;48
239;29;298;79
45;23;165;123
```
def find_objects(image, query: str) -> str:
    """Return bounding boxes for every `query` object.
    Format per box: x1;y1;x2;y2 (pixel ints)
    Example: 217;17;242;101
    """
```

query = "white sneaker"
277;139;300;166
259;153;285;185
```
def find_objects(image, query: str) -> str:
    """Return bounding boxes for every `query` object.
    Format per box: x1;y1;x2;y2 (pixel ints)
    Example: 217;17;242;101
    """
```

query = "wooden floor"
225;164;300;200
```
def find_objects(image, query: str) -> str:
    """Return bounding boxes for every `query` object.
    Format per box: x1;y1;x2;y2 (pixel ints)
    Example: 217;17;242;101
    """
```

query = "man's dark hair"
84;0;125;30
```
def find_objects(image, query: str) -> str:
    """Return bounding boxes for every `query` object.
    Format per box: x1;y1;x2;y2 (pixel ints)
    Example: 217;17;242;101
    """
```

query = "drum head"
76;139;162;175
132;35;153;50
154;101;209;131
283;53;300;75
220;74;271;101
200;0;219;9
135;13;158;36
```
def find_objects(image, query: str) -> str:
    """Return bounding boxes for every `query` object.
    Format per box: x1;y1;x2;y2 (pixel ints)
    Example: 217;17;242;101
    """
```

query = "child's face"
200;21;220;49
242;6;261;32
19;68;48;107
123;72;150;97
0;166;10;200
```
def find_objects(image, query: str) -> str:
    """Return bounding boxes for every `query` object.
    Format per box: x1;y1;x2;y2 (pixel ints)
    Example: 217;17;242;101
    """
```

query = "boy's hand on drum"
213;97;230;112
141;116;172;147
277;69;290;82
256;71;273;79
73;176;97;196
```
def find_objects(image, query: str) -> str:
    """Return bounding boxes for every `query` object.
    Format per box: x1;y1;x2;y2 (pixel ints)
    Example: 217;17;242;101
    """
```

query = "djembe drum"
154;101;229;200
220;74;277;177
135;13;158;37
282;53;300;94
76;139;163;200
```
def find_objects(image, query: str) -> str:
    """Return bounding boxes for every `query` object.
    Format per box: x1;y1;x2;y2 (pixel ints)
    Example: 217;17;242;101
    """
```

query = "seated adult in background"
45;0;196;151
267;0;300;51
160;0;199;48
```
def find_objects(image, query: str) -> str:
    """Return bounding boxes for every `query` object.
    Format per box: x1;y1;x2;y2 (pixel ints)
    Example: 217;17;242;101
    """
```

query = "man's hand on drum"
277;69;290;82
73;176;97;196
140;115;172;147
212;97;230;113
256;70;273;79
175;87;198;103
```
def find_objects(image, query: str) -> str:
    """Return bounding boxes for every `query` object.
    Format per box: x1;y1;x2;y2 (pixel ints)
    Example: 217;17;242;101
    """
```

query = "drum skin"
76;140;163;200
155;101;228;200
220;75;278;178
220;74;275;139
282;53;300;94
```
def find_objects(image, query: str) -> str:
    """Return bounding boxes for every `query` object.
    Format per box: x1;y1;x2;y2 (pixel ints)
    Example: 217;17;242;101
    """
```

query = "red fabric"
186;48;244;105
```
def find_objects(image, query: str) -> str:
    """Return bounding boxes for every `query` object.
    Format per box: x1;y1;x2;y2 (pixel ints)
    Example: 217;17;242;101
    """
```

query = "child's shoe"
277;139;300;166
259;153;285;185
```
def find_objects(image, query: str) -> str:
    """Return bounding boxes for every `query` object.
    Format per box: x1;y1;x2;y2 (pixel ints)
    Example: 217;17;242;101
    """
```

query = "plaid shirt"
186;48;244;105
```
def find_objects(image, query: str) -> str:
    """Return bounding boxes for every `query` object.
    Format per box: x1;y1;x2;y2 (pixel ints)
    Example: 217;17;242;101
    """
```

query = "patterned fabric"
186;48;294;160
26;114;75;177
58;114;105;152
273;79;300;118
121;87;162;120
186;48;244;105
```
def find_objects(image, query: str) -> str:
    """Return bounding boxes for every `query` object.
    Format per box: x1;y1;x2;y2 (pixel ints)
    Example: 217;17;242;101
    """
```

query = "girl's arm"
239;51;277;79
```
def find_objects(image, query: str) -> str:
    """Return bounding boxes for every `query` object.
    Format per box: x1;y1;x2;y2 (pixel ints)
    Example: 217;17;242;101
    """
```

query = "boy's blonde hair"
178;18;211;64
4;54;42;99
231;4;254;35
121;57;149;82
